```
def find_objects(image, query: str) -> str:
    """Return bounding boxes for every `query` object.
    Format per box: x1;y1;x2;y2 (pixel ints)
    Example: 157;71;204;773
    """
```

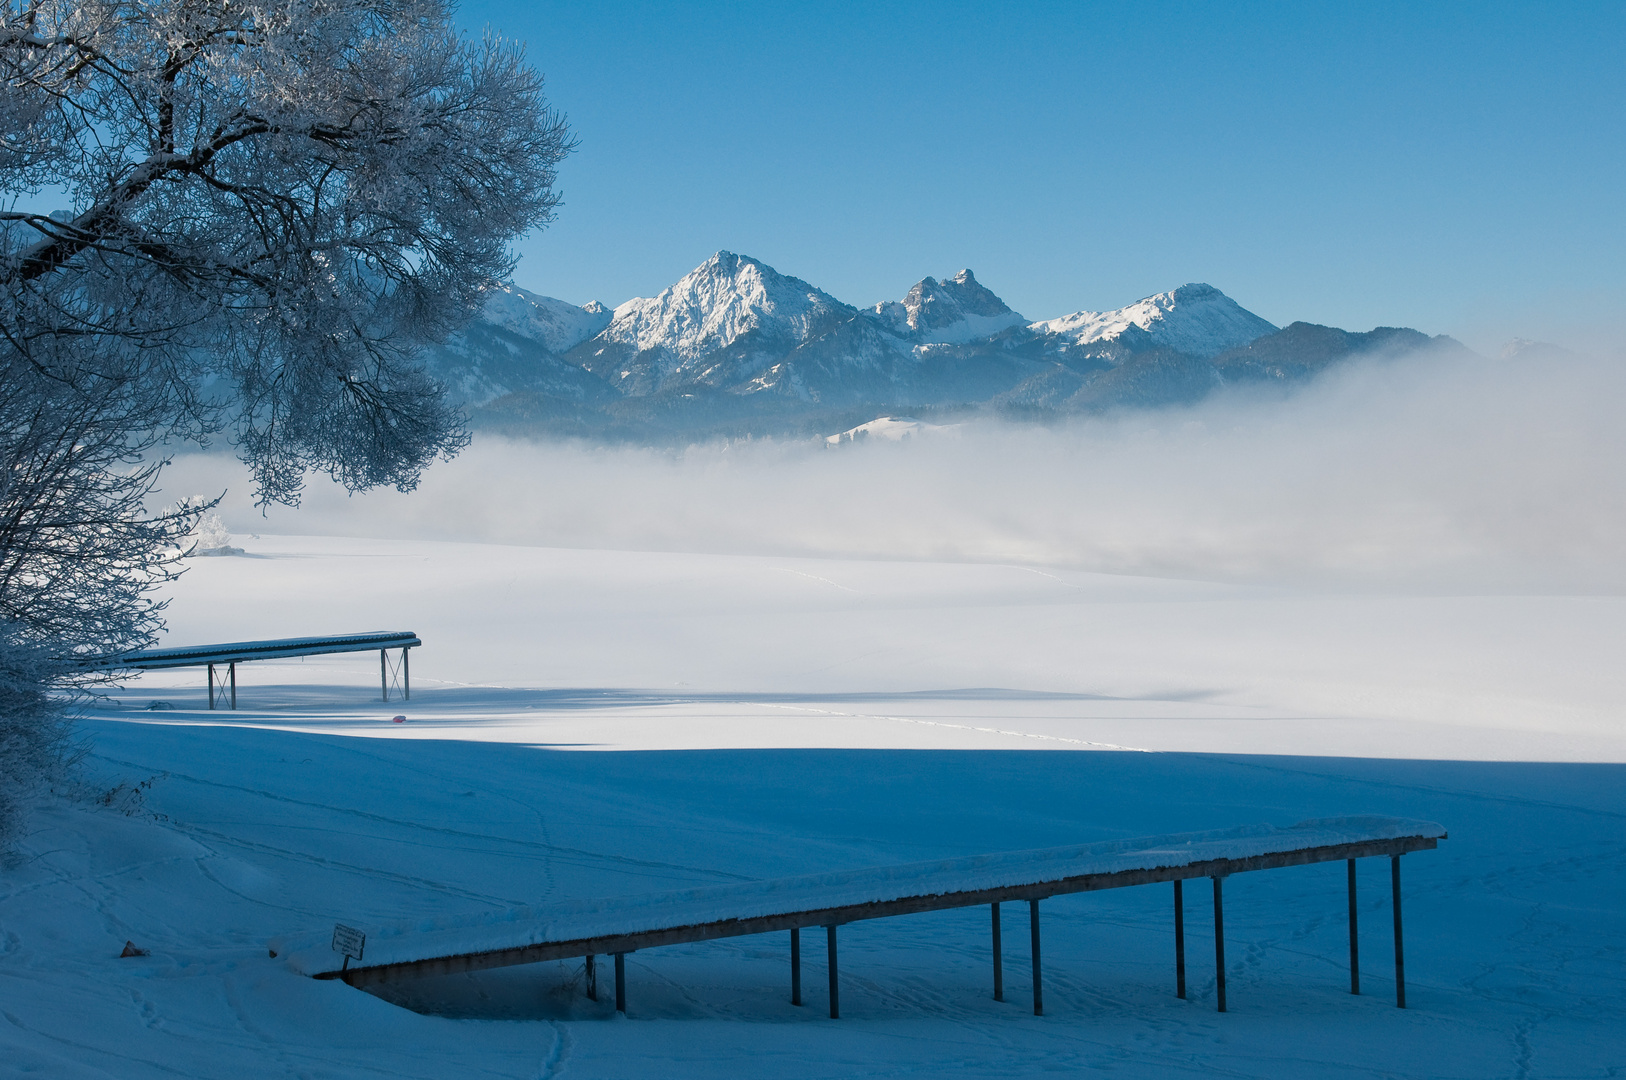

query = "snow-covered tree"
2;0;570;503
0;359;198;838
0;0;571;837
0;369;197;654
186;512;234;554
0;629;76;839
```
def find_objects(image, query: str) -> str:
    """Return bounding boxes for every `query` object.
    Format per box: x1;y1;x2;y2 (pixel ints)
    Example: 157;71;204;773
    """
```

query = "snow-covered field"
5;533;1625;1078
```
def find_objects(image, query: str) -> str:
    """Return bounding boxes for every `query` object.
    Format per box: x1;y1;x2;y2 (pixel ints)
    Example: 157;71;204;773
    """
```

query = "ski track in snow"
3;534;1624;1078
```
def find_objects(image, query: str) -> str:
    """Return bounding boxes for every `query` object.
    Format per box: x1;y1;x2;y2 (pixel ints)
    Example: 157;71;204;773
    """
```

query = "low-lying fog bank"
160;345;1626;591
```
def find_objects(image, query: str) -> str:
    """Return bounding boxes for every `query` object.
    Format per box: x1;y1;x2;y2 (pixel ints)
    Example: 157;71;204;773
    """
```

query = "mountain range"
421;251;1469;441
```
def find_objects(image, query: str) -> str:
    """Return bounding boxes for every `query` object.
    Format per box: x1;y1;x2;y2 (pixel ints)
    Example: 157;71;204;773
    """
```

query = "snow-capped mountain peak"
599;251;852;363
1032;283;1276;359
868;269;1028;344
427;257;1328;434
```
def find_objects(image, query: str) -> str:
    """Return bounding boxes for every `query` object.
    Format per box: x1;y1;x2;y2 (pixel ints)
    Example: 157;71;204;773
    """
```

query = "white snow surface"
599;251;848;364
1032;282;1278;358
901;307;1028;345
280;817;1444;978
5;534;1624;1078
477;284;611;354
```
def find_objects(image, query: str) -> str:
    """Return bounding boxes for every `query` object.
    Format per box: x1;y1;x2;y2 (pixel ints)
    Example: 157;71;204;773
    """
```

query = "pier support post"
992;902;1003;1001
791;928;801;1006
1348;858;1360;994
1030;898;1043;1016
1213;876;1227;1013
614;952;626;1014
585;955;596;1001
1175;879;1186;999
827;926;839;1019
1392;855;1406;1009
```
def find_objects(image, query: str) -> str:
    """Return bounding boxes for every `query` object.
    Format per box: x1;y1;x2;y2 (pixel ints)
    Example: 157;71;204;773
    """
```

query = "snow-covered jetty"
82;630;420;709
280;816;1445;1018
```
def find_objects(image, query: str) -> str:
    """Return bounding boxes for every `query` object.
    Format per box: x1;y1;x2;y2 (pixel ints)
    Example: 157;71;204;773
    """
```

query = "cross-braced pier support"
381;646;411;702
206;662;237;710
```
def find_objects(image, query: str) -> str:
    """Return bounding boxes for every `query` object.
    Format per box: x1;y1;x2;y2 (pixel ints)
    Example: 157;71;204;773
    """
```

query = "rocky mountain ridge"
424;251;1470;441
868;269;1030;344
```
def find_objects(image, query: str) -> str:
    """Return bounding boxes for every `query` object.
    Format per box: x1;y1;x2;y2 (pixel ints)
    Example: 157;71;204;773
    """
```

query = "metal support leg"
827;926;839;1019
1348;858;1360;994
207;663;216;710
614;952;626;1014
229;661;236;710
992;902;1003;1002
380;649;388;702
1175;879;1186;999
1213;876;1227;1013
402;647;410;701
1029;898;1043;1016
1392;855;1406;1009
585;954;597;1001
791;928;802;1006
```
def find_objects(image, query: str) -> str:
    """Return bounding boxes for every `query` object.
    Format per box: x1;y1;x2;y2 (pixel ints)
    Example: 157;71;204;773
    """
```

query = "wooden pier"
280;816;1444;1018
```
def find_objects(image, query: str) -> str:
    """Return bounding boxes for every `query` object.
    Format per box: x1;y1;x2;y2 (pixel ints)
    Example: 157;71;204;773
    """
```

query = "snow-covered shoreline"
4;535;1622;1078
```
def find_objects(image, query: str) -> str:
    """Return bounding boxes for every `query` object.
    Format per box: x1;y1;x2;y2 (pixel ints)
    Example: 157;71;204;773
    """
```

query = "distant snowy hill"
1499;337;1579;363
825;415;959;446
481;285;612;354
420;285;613;408
417;252;1464;441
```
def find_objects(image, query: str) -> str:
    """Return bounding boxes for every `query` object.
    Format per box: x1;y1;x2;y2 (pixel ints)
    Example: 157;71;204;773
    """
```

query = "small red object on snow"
119;941;149;957
391;715;406;723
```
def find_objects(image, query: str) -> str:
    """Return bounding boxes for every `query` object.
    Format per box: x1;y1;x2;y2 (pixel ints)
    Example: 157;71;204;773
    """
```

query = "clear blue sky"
458;1;1625;352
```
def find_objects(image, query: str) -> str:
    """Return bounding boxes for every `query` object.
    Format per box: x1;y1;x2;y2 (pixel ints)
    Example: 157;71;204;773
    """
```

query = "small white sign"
331;923;365;961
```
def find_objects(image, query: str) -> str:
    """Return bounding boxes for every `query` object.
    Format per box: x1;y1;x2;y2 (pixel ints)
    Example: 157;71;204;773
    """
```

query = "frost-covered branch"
1;0;571;502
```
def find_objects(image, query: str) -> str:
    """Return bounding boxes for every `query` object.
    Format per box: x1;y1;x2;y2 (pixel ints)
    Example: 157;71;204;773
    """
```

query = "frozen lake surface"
3;534;1623;1078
